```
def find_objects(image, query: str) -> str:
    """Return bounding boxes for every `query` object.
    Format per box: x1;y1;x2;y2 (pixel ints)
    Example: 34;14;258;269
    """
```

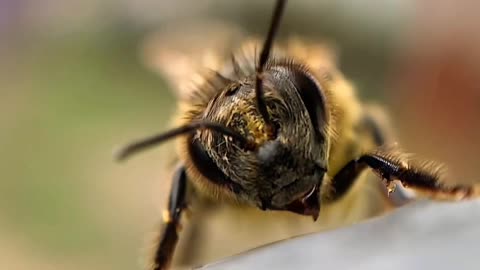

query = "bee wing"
142;25;339;98
284;37;339;73
141;21;246;100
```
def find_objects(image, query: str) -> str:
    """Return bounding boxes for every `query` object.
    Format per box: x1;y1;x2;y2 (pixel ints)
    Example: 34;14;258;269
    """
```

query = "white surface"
199;200;480;270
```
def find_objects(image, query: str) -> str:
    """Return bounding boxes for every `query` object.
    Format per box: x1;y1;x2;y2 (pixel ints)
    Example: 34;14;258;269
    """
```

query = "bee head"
196;64;330;220
117;0;330;220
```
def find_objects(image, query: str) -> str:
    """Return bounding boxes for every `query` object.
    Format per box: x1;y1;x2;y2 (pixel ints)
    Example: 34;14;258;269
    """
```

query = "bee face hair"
195;64;329;218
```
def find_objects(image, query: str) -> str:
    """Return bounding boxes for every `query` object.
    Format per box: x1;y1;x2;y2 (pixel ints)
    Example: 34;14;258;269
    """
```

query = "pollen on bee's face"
246;117;270;145
226;102;271;146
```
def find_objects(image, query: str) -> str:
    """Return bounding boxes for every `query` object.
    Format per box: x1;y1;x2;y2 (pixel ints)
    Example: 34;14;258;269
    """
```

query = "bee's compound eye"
225;84;241;96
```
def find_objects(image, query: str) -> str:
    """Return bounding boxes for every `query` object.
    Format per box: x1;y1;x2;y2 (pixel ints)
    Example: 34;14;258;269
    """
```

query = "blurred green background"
1;1;479;269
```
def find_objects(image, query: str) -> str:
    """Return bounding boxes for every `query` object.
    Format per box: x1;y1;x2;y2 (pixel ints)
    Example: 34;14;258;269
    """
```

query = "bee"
116;0;480;269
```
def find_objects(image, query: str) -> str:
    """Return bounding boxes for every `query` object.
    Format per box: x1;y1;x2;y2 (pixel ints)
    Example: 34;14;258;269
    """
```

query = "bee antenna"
255;0;287;136
115;122;253;162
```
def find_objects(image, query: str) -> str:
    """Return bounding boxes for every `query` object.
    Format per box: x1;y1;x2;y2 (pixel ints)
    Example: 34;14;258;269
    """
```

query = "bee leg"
328;159;370;202
361;113;386;146
360;113;413;205
330;153;477;202
152;166;188;270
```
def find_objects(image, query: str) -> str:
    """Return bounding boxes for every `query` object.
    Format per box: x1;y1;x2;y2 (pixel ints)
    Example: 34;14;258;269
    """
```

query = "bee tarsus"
153;166;188;270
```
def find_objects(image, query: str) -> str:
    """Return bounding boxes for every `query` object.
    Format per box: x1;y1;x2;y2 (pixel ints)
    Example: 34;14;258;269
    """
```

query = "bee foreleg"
152;166;188;270
330;153;478;203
